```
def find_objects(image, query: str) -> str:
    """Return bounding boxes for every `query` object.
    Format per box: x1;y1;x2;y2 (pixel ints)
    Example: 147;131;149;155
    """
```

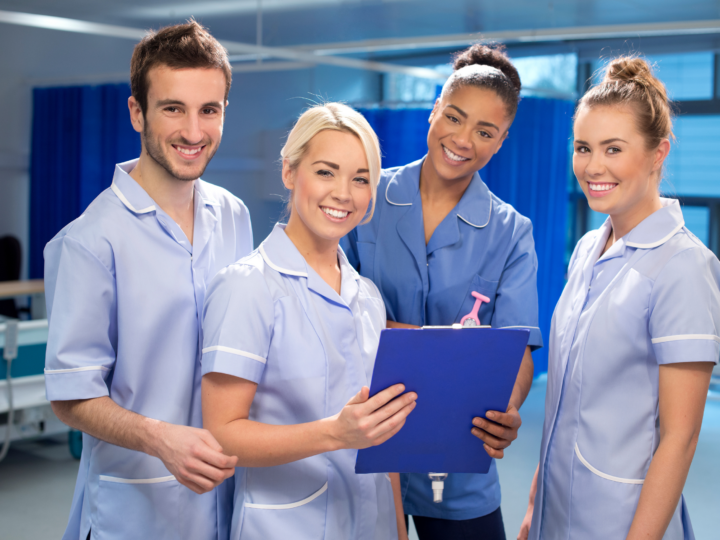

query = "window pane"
383;53;580;104
513;54;578;97
383;73;442;104
663;115;720;197
682;206;710;246
591;52;713;101
646;52;714;101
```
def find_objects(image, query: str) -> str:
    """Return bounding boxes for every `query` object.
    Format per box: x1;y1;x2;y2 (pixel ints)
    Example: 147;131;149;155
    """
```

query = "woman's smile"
586;181;619;197
320;205;351;221
441;144;471;164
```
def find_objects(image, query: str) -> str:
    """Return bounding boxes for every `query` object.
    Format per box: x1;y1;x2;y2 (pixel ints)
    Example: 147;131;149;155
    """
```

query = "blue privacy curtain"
30;84;140;278
360;97;574;374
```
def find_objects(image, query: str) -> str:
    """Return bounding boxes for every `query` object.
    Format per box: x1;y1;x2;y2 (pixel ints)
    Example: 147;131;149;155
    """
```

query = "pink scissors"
460;291;491;327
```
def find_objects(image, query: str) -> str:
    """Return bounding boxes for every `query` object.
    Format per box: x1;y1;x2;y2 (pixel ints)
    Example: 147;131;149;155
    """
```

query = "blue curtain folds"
30;84;140;279
359;109;430;169
481;99;574;375
360;97;573;375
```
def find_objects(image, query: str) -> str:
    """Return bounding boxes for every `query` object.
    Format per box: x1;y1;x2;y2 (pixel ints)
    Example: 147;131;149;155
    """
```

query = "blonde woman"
201;103;416;540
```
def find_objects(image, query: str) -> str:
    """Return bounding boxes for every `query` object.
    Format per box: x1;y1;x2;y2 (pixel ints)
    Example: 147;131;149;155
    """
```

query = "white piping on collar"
111;183;156;214
457;197;492;228
385;177;412;206
385;171;492;227
259;241;359;282
259;244;308;277
626;221;684;249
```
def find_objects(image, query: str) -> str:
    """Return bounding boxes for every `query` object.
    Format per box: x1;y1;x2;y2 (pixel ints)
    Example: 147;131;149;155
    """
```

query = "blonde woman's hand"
329;385;417;450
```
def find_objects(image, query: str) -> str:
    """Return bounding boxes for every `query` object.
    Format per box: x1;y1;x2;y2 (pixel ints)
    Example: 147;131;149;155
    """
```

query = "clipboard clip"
459;291;491;328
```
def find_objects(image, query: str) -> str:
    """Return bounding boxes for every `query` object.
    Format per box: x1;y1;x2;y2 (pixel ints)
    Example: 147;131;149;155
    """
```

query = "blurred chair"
0;236;22;318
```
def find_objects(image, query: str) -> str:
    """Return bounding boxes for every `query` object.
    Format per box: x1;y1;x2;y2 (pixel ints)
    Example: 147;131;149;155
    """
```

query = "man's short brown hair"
130;19;232;115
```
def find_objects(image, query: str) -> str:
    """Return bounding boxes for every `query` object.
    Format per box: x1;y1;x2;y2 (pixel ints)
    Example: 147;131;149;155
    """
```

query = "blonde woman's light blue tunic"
202;224;397;540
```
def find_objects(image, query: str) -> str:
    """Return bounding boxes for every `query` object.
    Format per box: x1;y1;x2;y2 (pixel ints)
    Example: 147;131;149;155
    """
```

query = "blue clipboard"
355;327;529;474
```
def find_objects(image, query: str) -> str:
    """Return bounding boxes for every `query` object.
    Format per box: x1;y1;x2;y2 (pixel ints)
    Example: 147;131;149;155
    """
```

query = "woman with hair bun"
521;57;719;540
342;44;542;540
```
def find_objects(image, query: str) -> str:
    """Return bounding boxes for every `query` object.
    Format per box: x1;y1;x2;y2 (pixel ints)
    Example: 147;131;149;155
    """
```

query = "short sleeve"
201;263;274;382
44;236;116;401
650;247;720;365
492;220;543;349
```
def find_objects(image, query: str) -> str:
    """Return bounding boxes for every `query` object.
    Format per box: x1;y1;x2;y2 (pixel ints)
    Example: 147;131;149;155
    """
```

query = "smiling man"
43;21;252;540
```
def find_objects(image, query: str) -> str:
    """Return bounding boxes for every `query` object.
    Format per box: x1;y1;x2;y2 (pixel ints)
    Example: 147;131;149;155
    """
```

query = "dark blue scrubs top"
341;157;543;520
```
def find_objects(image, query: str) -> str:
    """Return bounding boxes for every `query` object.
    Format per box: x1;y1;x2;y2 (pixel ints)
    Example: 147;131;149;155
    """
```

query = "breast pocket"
94;475;181;540
454;274;499;325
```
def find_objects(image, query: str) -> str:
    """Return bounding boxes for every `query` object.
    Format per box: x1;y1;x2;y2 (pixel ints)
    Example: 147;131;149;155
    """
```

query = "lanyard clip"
460;291;490;327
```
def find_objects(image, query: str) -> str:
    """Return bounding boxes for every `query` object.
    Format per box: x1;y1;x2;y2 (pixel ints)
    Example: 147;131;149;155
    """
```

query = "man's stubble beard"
142;123;219;182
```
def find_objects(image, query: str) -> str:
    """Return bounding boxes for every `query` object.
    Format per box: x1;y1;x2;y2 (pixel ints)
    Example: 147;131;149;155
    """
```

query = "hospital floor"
1;378;718;540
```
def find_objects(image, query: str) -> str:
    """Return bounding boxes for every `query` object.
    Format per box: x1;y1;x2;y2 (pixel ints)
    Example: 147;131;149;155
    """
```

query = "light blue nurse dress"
529;199;720;540
44;160;253;540
202;223;397;540
341;157;543;521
